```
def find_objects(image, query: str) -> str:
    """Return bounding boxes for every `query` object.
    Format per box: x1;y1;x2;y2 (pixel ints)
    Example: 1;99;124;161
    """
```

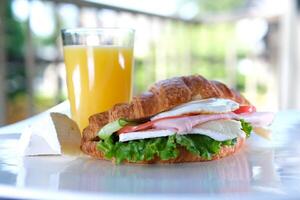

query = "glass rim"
61;27;135;35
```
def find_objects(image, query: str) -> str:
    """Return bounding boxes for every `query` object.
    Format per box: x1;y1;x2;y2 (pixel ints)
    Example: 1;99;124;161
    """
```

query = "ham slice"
119;119;246;142
153;112;274;133
239;112;275;127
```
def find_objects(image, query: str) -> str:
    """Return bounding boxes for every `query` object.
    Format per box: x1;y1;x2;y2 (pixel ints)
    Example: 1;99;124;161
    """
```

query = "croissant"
81;74;250;164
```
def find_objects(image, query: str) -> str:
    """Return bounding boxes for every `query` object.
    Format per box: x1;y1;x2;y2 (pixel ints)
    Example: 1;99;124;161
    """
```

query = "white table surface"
0;102;300;199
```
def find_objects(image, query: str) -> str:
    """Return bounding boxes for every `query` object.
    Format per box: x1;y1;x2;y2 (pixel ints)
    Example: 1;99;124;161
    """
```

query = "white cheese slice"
152;98;239;120
119;119;245;142
182;119;245;141
119;129;175;142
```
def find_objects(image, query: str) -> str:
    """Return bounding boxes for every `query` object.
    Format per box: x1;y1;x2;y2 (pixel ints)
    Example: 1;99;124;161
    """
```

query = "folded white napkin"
19;117;61;156
18;101;82;156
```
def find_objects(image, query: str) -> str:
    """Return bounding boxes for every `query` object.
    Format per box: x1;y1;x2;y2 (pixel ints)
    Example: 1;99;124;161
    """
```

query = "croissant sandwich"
81;74;274;164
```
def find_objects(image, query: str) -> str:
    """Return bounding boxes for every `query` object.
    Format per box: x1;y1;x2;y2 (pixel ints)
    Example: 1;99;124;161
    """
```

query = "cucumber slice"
98;119;129;139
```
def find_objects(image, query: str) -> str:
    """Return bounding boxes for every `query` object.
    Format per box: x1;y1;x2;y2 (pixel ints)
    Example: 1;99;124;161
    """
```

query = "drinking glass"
61;28;134;132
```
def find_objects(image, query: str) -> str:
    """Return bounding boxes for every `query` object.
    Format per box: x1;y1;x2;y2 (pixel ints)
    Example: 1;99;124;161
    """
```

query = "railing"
0;0;206;125
0;0;297;126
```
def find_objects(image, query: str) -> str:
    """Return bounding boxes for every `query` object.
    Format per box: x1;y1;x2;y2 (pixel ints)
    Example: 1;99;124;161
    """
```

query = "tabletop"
0;102;300;199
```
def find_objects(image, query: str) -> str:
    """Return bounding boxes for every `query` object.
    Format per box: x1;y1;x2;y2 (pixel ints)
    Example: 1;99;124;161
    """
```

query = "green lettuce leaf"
240;119;252;138
97;134;237;164
176;135;235;160
97;134;179;164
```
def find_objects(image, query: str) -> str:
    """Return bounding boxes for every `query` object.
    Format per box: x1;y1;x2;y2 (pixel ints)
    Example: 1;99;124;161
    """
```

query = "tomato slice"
117;114;193;134
233;105;256;114
117;121;152;134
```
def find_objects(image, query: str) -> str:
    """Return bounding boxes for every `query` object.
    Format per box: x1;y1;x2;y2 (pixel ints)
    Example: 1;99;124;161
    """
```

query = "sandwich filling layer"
119;119;245;142
95;98;274;164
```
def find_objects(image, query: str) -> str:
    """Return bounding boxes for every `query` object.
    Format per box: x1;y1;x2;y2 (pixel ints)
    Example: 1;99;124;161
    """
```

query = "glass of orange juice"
61;28;134;132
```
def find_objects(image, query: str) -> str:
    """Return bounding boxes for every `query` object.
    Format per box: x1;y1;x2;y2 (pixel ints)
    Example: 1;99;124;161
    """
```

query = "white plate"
0;108;300;199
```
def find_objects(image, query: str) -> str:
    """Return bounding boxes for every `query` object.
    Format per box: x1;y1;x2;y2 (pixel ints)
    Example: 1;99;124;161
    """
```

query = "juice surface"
63;46;133;132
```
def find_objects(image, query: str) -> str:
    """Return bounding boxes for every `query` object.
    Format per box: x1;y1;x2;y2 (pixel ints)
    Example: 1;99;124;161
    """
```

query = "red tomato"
233;105;256;114
118;121;153;134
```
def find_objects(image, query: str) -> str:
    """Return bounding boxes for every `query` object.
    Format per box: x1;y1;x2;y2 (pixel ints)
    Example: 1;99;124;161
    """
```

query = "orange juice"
63;46;133;132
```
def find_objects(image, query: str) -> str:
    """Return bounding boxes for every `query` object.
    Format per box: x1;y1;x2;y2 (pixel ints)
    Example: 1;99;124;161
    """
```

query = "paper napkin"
19;110;82;156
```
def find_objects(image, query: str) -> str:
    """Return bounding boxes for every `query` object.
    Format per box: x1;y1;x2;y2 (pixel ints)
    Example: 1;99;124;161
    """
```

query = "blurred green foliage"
5;1;24;60
133;21;246;94
5;0;254;123
4;1;26;100
198;0;245;13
